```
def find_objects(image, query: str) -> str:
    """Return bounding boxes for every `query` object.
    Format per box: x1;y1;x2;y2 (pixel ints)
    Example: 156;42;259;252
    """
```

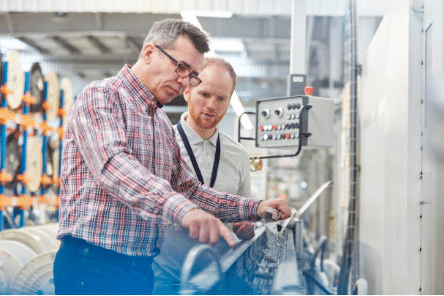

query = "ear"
141;43;156;63
183;88;191;103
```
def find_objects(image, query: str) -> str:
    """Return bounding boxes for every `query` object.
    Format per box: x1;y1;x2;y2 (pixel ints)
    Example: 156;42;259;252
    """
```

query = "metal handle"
180;244;222;295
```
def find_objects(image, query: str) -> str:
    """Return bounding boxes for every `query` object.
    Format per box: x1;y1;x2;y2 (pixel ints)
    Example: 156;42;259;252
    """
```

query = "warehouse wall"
359;0;444;294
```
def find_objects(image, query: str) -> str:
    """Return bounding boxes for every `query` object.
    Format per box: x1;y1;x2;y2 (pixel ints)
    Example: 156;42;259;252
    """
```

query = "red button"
285;133;290;139
259;125;264;131
305;86;314;95
272;124;277;130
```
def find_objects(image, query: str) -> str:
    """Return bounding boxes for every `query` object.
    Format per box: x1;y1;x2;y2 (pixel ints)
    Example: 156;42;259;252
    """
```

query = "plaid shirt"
57;65;260;257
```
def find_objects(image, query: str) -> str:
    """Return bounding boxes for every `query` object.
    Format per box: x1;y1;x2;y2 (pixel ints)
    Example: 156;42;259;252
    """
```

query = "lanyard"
177;122;220;188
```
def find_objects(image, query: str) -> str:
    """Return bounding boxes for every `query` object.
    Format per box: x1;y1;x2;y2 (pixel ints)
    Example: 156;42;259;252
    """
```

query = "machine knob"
261;109;270;118
275;107;283;117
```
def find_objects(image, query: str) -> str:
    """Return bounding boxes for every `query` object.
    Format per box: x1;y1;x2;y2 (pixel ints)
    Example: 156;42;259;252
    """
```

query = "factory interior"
0;0;443;294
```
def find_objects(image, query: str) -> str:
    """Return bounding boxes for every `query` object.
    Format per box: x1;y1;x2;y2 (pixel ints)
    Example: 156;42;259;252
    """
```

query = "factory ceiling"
0;0;385;108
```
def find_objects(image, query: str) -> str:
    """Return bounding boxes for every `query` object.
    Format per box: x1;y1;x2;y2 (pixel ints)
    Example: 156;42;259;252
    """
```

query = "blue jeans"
53;236;154;295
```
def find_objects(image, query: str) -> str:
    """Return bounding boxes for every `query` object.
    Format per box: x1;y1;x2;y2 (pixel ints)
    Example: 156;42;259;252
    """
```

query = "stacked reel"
0;50;74;230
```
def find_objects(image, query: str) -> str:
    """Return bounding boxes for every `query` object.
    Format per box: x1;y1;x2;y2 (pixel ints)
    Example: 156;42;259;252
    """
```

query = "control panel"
256;95;333;149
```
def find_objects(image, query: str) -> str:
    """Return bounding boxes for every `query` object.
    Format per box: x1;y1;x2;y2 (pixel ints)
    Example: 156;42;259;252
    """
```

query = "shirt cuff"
162;193;199;227
238;196;262;221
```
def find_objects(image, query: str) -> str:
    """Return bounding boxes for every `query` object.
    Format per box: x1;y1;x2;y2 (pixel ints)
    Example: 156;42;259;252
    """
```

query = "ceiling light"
0;37;32;52
210;37;245;53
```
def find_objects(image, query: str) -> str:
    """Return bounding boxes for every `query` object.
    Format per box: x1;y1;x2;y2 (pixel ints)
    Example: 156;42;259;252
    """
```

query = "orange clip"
58;108;66;118
41;174;52;187
56;126;64;140
38;195;49;205
0;84;13;96
0;194;16;209
0;108;14;125
20;114;36;130
0;194;6;210
22;92;36;106
54;196;59;208
0;169;13;185
39;121;53;135
304;86;314;96
7;127;21;137
42;101;53;112
53;177;61;188
18;195;33;210
17;173;31;185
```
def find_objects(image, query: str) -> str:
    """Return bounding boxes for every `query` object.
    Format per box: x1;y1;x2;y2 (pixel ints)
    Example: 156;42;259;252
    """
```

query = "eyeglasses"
155;45;202;87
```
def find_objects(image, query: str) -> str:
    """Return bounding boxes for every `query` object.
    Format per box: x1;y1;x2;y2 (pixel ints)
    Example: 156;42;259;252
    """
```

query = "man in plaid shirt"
53;19;291;295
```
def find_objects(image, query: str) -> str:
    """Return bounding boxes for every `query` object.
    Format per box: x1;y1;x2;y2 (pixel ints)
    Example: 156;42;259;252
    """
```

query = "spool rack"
0;52;70;231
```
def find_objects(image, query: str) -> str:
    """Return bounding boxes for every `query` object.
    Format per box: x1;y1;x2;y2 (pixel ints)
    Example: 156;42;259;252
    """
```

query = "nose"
177;75;188;89
206;97;217;111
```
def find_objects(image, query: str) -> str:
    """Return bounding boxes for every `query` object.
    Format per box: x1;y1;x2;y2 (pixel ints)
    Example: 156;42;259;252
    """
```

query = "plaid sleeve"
71;84;198;222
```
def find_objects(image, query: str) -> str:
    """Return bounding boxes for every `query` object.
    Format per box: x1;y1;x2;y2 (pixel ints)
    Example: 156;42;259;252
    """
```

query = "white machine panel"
256;95;334;149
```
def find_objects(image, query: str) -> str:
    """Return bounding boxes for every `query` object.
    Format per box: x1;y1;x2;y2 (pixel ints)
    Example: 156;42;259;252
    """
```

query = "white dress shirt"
174;112;251;198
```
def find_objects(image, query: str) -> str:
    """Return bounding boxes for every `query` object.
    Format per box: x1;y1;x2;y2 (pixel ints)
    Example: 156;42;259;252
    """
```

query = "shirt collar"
179;112;219;146
119;65;162;111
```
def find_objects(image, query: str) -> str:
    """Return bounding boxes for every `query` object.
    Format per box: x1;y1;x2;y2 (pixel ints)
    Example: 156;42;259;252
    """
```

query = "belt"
60;236;154;272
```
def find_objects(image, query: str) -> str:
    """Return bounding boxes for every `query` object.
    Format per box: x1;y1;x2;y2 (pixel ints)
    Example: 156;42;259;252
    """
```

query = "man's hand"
181;208;236;247
256;199;292;220
232;222;255;241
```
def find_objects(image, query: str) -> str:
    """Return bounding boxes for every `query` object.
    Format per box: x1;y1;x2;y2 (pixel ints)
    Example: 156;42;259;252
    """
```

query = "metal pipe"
289;0;307;74
338;0;359;293
272;230;305;294
294;219;303;257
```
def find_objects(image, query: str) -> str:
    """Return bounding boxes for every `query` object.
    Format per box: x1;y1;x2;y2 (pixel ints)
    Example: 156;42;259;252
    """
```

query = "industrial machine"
179;184;340;295
175;94;353;295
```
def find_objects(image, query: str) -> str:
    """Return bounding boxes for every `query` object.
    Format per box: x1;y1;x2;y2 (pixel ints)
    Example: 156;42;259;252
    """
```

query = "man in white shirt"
152;57;255;294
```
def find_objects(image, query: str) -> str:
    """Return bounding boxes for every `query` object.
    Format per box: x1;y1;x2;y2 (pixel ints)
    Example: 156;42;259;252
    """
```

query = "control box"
256;95;334;149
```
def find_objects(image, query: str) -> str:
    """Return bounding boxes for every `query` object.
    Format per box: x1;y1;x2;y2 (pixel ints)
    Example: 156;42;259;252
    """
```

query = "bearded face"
184;64;233;131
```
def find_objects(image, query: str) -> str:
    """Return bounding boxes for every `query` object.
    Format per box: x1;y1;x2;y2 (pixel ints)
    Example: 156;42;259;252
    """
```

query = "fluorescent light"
210;37;245;53
0;37;33;52
231;92;253;130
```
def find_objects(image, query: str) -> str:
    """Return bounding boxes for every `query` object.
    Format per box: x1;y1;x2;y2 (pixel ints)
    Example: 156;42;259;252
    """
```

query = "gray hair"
141;19;210;58
200;57;237;95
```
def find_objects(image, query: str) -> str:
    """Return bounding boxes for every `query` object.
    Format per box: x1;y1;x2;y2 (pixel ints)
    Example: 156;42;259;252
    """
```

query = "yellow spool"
25;136;43;193
5;51;24;110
